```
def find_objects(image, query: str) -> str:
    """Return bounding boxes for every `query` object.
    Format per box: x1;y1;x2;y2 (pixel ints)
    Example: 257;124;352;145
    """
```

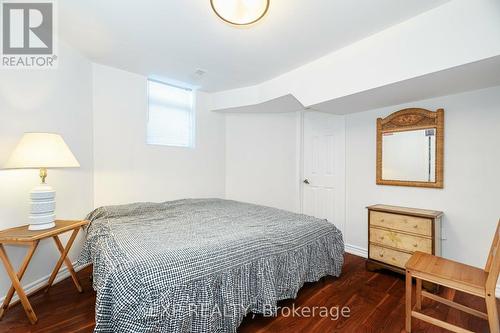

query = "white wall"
225;112;300;213
345;86;500;269
0;43;93;295
92;64;225;206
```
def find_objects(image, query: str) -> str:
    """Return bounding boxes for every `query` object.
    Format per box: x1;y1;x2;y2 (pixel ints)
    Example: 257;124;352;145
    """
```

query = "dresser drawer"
370;211;432;237
370;227;432;253
369;244;412;269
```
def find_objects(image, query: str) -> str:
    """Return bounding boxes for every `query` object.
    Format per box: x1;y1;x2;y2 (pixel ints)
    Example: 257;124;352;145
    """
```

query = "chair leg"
415;278;422;311
406;270;413;333
485;293;499;333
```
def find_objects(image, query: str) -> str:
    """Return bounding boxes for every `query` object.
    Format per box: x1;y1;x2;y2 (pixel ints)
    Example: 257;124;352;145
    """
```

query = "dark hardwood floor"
0;254;495;332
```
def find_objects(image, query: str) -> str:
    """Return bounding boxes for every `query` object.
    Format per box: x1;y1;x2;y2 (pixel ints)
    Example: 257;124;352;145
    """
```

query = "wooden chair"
405;220;500;333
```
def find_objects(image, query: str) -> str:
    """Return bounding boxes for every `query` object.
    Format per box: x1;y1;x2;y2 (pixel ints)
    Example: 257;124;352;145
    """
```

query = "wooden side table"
0;220;89;324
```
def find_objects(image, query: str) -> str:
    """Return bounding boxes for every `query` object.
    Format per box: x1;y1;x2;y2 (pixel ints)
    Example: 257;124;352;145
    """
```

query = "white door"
301;111;345;233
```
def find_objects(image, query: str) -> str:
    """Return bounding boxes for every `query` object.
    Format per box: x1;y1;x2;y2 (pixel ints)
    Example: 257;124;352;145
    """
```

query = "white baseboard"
344;243;500;298
0;261;90;305
345;243;368;258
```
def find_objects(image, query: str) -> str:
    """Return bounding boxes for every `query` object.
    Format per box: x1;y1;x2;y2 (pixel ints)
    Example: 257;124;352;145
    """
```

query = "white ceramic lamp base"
29;184;56;230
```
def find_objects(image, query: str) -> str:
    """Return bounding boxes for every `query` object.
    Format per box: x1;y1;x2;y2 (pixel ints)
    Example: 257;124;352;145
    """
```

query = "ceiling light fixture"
210;0;270;26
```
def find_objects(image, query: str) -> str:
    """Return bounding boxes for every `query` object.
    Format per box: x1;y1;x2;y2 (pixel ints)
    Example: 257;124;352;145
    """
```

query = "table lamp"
3;133;80;230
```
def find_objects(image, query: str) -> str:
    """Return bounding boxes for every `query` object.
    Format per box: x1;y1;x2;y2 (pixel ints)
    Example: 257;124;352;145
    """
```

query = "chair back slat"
485;220;500;292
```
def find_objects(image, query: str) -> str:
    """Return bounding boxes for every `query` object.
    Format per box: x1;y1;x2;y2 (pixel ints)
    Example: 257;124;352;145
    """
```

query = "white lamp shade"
3;133;80;169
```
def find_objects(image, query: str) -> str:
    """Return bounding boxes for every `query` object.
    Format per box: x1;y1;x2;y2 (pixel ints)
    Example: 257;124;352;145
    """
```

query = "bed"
78;198;344;332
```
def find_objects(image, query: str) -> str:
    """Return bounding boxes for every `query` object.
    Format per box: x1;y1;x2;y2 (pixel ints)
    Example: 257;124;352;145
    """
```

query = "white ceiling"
212;56;500;114
59;0;450;92
216;94;304;113
310;55;500;114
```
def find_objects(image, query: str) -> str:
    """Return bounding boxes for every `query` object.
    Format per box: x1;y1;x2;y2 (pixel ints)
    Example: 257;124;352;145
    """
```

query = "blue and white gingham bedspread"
78;198;344;332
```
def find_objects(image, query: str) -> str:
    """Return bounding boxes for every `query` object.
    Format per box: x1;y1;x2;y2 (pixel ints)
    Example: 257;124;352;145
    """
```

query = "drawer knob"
413;225;418;229
379;253;384;258
413;243;418;248
380;219;385;222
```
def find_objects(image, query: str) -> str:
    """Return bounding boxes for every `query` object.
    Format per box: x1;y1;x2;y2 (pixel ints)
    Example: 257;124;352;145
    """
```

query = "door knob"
303;179;310;184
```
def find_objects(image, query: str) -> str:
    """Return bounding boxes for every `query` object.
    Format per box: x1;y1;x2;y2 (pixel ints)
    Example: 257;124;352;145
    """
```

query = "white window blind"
147;80;194;147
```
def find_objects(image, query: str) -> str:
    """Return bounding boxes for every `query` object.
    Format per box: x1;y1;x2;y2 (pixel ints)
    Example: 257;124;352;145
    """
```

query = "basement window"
147;79;195;147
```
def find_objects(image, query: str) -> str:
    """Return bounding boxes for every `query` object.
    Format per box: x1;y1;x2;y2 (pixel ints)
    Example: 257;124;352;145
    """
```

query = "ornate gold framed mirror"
376;108;444;188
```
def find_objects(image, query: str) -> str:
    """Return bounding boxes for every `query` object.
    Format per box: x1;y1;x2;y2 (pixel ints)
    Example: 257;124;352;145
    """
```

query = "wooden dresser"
366;205;443;274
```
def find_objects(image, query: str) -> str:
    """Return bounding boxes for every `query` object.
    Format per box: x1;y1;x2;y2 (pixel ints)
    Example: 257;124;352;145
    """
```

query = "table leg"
52;234;83;293
0;244;38;324
45;228;79;292
0;241;39;320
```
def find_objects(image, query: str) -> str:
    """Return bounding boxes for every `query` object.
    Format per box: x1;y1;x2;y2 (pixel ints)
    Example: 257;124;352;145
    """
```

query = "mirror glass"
382;128;436;182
